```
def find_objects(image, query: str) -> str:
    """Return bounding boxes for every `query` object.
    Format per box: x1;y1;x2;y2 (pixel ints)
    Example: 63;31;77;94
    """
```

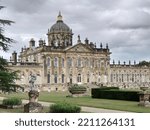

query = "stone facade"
8;13;150;91
109;63;150;88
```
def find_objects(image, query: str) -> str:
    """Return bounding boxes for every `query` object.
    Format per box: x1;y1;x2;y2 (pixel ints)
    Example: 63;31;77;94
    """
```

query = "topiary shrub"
49;102;81;113
68;84;87;94
2;97;22;106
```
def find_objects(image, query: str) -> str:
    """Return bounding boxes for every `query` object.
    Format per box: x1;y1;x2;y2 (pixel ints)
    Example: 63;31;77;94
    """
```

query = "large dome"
50;21;71;32
50;12;71;33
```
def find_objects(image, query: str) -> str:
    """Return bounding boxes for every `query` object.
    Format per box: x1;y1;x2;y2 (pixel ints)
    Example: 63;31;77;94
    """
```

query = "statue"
28;74;37;91
24;73;43;113
77;35;81;43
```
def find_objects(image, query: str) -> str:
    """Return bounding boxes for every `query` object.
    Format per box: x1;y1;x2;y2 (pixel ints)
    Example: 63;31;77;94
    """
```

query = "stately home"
8;13;150;91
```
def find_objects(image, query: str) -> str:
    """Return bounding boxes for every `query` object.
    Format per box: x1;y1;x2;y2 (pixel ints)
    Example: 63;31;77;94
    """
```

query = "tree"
0;6;14;52
0;6;20;92
138;61;150;67
0;57;20;92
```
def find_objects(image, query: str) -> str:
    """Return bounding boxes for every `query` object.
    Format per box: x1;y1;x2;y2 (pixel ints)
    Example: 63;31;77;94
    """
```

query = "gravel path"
0;97;131;113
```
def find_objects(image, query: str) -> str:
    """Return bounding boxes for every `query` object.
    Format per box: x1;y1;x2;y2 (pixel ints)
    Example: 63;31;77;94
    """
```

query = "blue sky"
1;0;150;64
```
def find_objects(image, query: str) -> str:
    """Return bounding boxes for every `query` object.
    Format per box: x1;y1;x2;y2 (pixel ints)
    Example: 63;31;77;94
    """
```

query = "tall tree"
0;6;14;51
138;61;150;67
0;6;20;92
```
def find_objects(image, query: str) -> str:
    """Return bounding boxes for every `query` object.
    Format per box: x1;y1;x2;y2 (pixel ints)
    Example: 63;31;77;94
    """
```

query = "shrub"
2;97;22;106
68;84;87;94
92;88;139;101
50;102;81;113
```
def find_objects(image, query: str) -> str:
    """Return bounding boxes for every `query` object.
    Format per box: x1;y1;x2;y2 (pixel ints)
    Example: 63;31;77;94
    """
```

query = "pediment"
65;43;93;53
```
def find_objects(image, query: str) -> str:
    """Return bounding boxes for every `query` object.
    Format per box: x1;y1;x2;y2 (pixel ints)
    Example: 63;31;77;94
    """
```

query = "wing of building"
8;12;150;91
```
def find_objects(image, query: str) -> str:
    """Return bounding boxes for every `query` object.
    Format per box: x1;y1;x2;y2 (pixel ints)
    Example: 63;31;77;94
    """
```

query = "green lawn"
0;91;150;113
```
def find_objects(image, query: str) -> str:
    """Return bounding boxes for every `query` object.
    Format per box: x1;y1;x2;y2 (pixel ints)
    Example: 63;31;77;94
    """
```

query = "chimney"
12;51;17;65
29;38;35;48
39;39;44;47
85;38;89;44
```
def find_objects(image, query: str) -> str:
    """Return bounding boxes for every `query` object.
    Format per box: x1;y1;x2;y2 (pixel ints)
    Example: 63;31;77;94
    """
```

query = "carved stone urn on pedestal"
138;87;150;107
24;90;43;113
24;74;43;113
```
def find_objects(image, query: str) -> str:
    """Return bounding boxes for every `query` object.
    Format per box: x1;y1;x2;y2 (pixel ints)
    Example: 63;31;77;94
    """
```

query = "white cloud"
0;0;150;62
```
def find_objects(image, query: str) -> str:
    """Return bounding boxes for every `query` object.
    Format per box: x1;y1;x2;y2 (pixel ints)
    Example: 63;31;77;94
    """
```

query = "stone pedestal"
24;90;43;113
138;92;150;107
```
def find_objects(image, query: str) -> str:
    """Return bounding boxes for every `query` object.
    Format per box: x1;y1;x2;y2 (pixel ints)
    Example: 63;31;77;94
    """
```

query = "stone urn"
24;90;43;113
138;87;150;107
140;87;148;93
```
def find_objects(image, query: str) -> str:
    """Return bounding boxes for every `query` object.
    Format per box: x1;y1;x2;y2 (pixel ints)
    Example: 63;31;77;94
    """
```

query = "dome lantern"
57;11;63;22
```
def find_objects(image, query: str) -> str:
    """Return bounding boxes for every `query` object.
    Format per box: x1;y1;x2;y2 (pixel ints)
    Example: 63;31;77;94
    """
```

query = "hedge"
98;87;119;90
49;102;81;113
91;88;139;101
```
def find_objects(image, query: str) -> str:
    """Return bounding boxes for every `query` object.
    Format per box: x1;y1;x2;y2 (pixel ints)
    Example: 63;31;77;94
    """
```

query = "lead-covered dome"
50;12;71;33
47;12;73;47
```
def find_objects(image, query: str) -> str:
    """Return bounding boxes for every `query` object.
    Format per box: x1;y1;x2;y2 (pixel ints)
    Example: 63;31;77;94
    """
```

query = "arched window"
98;60;101;67
70;74;72;83
132;74;134;82
98;77;100;83
90;59;94;67
47;57;51;67
47;74;50;83
77;58;81;67
77;74;81;82
127;74;129;82
54;57;58;67
62;58;65;67
111;74;113;82
101;61;104;67
116;74;118;82
87;73;90;83
54;74;57;83
122;74;124;82
67;57;72;67
62;74;65;83
85;58;90;67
